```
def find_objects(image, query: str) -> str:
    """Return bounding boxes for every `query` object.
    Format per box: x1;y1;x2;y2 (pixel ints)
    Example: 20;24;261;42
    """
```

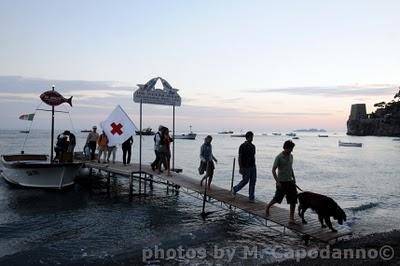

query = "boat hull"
1;154;82;189
174;134;196;140
338;141;362;147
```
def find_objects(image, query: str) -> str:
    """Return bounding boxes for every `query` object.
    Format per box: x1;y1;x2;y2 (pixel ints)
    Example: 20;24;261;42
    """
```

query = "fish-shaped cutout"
40;90;73;107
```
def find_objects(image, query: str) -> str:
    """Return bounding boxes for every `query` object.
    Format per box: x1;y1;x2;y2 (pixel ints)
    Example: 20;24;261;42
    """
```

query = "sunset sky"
1;0;399;132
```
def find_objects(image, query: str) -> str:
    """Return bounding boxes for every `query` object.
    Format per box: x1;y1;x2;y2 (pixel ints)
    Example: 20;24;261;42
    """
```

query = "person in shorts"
265;140;298;224
199;135;218;190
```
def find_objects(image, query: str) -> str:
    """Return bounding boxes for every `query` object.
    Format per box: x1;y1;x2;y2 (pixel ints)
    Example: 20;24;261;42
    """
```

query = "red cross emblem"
110;122;123;135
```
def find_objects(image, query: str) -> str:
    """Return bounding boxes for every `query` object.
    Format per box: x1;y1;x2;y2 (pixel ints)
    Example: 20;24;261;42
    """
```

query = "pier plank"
80;161;352;243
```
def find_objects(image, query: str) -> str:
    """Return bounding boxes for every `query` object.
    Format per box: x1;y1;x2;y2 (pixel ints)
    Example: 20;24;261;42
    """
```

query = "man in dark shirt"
232;131;257;202
122;136;133;165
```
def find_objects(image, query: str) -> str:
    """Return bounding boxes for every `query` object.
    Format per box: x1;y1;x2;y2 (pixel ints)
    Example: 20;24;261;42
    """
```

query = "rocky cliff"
347;89;400;136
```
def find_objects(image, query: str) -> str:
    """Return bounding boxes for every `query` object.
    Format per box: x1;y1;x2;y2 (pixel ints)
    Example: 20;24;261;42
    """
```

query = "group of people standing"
199;131;298;224
54;130;76;162
151;125;173;176
85;126;133;165
82;125;298;223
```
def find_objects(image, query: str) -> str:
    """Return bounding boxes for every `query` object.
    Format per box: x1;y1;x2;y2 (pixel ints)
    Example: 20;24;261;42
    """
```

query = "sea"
0;129;399;265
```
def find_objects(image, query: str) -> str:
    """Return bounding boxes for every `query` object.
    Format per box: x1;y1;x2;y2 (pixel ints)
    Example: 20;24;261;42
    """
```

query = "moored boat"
318;134;329;137
1;154;81;188
231;133;246;137
135;127;155;135
0;86;82;189
218;130;233;134
338;140;363;147
174;125;197;140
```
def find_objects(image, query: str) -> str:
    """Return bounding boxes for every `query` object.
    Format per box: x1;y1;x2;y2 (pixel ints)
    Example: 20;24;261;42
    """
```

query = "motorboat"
218;130;234;134
174;125;197;140
286;132;296;137
272;132;282;136
318;134;329;137
338;141;363;147
292;136;299;140
0;86;82;189
135;127;155;135
231;134;246;137
1;154;81;188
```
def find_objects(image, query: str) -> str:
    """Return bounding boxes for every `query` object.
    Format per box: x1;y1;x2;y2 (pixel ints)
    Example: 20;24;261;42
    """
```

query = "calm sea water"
0;130;399;265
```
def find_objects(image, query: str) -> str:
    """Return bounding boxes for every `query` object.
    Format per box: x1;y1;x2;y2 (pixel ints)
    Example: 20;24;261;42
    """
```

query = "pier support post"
144;173;147;196
201;175;210;219
229;157;236;209
166;181;169;195
138;174;142;196
149;175;153;190
107;172;111;195
129;173;133;200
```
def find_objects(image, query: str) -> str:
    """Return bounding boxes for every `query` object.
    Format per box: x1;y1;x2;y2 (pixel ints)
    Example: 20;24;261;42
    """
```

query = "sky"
0;0;399;132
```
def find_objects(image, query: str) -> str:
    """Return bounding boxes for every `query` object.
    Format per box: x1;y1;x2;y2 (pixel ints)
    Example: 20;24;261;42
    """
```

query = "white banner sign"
133;77;181;106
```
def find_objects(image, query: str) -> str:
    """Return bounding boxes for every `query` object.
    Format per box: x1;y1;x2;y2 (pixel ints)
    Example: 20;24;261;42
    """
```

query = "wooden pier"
81;161;352;244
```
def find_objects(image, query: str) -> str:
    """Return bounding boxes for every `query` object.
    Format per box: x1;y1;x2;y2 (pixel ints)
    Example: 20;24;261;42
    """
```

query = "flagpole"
139;100;142;175
50;85;55;163
172;104;175;171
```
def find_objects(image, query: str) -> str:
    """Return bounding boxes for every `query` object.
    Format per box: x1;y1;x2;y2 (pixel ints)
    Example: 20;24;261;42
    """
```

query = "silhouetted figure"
232;131;257;202
122;136;133;165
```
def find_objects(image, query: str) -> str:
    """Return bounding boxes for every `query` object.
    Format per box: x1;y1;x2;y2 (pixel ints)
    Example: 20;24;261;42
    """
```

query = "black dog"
298;191;346;232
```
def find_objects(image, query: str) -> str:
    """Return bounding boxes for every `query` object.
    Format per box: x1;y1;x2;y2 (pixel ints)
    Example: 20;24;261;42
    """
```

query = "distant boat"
272;132;282;136
261;133;268;136
135;127;155;135
19;130;29;134
286;132;296;137
231;134;246;137
174;125;196;140
393;138;400;141
292;136;299;140
318;134;329;137
80;129;92;133
338;141;362;147
218;130;234;134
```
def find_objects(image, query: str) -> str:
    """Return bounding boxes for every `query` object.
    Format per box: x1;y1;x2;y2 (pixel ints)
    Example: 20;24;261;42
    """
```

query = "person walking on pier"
265;140;298;225
160;127;173;176
151;125;164;171
122;136;133;165
97;131;109;163
86;126;99;160
107;145;117;164
199;135;218;190
232;131;257;202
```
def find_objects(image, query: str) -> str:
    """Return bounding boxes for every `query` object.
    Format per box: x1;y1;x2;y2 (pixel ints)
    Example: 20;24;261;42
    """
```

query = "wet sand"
271;230;400;265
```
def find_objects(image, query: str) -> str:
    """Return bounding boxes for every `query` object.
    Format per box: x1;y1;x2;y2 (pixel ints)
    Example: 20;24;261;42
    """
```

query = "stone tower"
348;104;367;120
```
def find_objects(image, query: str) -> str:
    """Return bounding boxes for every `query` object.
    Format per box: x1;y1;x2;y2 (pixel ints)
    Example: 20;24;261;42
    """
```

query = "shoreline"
270;229;399;265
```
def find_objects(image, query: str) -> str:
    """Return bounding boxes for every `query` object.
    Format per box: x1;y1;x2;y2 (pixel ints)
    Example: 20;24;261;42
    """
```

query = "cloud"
245;84;399;97
0;75;133;93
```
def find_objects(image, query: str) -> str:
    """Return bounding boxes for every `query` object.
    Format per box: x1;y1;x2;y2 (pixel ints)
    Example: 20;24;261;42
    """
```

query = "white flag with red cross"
100;105;138;146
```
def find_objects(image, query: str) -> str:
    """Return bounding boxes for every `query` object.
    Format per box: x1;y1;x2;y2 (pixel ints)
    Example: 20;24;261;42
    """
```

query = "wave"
348;202;380;212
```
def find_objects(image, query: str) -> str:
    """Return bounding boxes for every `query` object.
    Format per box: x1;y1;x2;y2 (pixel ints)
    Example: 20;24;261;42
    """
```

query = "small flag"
19;113;35;121
100;105;138;146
